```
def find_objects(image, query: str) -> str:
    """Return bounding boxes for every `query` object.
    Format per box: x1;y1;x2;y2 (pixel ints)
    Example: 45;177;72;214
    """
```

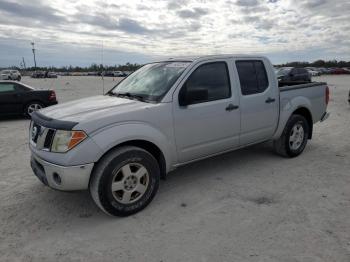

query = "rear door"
234;59;279;145
0;82;22;115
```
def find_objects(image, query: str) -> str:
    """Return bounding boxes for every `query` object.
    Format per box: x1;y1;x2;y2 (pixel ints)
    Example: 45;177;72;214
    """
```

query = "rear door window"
236;60;269;95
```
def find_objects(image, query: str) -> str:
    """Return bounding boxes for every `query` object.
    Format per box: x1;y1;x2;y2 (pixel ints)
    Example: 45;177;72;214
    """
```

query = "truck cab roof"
159;54;268;63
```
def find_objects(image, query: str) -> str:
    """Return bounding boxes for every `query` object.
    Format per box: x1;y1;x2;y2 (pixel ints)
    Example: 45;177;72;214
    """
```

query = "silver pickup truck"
29;55;329;216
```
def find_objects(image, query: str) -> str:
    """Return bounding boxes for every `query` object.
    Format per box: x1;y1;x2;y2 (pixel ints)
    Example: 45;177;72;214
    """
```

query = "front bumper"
30;154;94;191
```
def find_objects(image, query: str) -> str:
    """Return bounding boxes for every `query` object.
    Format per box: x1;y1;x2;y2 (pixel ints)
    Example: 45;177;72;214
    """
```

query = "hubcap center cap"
124;175;137;190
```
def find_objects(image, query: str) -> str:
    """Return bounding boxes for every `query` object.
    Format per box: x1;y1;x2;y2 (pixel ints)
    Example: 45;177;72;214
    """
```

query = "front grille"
30;121;55;151
44;129;55;149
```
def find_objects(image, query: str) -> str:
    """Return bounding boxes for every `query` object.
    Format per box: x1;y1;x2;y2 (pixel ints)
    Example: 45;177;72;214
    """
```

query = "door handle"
225;104;239;111
265;97;276;103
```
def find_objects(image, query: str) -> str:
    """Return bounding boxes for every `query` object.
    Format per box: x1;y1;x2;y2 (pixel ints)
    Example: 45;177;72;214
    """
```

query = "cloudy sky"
0;0;349;67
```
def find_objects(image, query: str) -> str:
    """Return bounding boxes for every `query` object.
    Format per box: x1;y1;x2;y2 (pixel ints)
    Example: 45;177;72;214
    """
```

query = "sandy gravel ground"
0;75;349;262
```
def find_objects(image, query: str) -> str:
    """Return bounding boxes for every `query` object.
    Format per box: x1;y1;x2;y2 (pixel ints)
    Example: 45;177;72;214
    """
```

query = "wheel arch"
274;96;314;140
23;100;45;115
292;107;313;139
94;139;167;179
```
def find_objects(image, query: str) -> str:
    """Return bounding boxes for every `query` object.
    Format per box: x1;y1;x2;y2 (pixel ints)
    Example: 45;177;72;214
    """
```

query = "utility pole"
31;42;37;69
22;57;26;70
101;41;105;94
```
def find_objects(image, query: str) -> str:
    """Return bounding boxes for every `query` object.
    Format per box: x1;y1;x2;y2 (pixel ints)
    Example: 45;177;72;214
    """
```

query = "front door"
173;61;241;163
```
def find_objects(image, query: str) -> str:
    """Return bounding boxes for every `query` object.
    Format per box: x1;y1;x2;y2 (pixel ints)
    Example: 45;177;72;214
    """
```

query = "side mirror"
179;87;208;106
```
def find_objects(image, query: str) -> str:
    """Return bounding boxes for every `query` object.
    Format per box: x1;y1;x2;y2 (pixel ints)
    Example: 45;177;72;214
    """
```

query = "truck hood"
40;95;147;123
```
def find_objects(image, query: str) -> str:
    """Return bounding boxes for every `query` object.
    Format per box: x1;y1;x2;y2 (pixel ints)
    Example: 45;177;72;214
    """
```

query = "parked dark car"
31;71;46;78
0;81;57;117
330;68;350;74
276;67;311;83
31;71;58;78
102;71;127;77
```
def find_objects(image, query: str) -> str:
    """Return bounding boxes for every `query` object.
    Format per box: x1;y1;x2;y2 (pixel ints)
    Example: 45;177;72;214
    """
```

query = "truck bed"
279;81;327;124
272;81;328;140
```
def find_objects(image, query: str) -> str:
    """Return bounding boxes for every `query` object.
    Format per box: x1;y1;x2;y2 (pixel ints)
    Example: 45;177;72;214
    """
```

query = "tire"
89;146;160;217
24;101;44;117
273;114;309;158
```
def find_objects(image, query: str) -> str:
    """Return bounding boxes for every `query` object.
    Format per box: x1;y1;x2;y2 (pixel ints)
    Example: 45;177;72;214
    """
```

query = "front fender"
273;96;312;139
90;122;177;172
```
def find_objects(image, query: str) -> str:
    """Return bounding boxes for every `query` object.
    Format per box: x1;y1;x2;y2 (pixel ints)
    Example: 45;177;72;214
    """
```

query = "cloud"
243;15;274;30
302;0;327;8
235;0;259;7
167;0;188;10
74;13;116;30
176;7;209;19
0;0;65;23
0;0;349;66
116;18;152;35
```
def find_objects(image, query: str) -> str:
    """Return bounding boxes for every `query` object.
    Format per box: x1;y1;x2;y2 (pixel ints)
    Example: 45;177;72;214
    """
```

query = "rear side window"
15;84;30;92
183;62;231;104
0;83;15;92
298;68;307;74
236;60;269;95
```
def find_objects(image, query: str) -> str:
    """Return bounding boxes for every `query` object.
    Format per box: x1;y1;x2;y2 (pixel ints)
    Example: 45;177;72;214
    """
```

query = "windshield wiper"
112;92;148;102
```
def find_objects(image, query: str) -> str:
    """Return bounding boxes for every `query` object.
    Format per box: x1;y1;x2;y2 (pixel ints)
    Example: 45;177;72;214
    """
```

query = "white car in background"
306;68;321;76
0;69;21;81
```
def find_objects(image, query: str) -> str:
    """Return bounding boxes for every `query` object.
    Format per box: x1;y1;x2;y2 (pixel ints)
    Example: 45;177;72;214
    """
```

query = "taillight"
325;86;329;105
49;90;56;101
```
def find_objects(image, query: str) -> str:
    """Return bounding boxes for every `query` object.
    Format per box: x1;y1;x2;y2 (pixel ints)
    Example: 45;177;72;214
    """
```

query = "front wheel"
273;114;309;157
89;146;160;217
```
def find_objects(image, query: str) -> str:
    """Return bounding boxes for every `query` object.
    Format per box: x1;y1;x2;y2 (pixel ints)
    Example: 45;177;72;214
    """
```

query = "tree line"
2;59;350;72
277;59;350;68
1;62;142;72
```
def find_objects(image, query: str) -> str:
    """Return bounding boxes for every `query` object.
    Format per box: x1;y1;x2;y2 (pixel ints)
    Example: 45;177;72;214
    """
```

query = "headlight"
51;130;87;153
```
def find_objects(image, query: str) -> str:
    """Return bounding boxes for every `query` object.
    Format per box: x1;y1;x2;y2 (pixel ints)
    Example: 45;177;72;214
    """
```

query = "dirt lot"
0;75;349;262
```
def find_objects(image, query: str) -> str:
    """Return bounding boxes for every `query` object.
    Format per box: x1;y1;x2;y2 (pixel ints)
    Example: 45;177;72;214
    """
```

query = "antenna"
31;41;37;69
101;41;105;95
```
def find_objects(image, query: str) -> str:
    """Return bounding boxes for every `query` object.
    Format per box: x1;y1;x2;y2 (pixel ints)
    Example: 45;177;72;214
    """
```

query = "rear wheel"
25;102;44;117
273;114;309;157
89;146;160;217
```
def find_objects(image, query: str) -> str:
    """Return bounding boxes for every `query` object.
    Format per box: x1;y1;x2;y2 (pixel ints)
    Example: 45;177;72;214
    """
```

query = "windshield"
110;62;190;102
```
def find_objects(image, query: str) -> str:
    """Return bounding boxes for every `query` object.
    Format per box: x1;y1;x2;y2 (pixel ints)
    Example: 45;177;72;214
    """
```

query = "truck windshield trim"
110;62;191;102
